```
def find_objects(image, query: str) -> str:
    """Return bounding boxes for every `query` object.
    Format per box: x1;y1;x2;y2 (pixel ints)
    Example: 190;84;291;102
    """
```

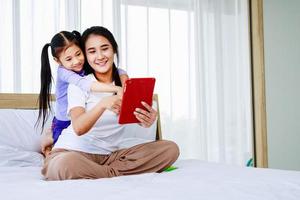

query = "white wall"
263;0;300;170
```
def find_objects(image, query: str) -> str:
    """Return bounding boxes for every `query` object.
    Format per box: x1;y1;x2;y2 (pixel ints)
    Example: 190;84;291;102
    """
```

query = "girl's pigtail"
72;30;82;47
36;43;52;132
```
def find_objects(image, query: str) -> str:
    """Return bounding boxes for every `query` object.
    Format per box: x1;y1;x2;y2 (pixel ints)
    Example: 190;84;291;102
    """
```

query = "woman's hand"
101;94;122;115
134;101;157;128
70;94;122;135
115;86;123;97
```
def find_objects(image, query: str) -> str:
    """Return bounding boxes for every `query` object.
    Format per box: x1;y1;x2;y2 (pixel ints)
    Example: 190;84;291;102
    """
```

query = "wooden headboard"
0;93;162;140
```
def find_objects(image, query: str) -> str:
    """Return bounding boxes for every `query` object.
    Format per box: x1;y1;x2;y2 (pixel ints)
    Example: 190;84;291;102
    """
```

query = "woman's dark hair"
37;30;82;131
81;26;122;87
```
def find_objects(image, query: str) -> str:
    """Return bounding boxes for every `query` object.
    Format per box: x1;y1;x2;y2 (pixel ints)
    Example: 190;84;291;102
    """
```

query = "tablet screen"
118;78;155;124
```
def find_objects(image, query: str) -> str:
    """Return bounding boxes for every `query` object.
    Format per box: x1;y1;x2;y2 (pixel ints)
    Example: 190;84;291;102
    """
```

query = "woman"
42;26;179;180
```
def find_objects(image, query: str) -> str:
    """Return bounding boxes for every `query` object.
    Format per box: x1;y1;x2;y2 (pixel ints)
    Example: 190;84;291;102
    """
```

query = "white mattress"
1;159;300;200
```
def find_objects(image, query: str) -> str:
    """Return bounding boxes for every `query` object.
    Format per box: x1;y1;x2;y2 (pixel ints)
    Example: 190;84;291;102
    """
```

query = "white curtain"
118;0;252;165
0;0;252;166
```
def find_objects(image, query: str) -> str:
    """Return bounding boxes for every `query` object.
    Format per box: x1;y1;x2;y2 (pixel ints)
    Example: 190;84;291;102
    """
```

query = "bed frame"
0;93;162;140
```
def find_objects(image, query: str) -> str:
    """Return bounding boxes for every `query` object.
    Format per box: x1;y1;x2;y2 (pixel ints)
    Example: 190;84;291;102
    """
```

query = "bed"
0;94;300;200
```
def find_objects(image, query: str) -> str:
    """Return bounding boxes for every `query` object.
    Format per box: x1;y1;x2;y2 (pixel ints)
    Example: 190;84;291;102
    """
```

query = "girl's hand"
101;95;122;115
134;101;157;128
41;128;53;157
115;86;123;97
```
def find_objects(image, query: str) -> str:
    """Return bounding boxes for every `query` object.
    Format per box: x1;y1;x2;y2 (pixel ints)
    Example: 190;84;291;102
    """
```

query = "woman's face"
85;34;115;76
57;44;85;72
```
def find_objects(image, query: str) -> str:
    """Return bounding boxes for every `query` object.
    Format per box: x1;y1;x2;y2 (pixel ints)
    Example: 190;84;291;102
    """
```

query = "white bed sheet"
1;159;300;200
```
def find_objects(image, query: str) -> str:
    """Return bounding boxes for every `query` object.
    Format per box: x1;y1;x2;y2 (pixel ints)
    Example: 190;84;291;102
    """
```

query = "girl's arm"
58;66;122;93
90;68;129;95
120;74;129;86
118;68;129;86
90;82;122;94
68;84;122;136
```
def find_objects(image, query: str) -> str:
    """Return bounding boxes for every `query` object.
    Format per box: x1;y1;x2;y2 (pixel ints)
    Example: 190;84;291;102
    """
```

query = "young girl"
37;30;128;155
41;26;179;180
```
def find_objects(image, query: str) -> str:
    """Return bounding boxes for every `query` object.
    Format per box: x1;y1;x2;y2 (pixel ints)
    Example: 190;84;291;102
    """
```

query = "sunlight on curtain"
0;0;69;93
19;0;60;93
0;0;13;92
81;0;114;33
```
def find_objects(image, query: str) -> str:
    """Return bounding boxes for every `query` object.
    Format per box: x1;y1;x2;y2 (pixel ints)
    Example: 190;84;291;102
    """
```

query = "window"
0;0;252;165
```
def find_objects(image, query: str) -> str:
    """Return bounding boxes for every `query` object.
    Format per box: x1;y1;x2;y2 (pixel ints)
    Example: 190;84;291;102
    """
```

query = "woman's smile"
95;59;108;67
85;34;115;75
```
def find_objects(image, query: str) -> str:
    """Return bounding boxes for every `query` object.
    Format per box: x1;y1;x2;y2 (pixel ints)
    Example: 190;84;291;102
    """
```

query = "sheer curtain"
118;0;252;165
0;0;252;166
0;0;71;93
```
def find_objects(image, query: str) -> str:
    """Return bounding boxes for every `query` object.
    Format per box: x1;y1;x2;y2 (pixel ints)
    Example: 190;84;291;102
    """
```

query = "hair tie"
72;31;81;39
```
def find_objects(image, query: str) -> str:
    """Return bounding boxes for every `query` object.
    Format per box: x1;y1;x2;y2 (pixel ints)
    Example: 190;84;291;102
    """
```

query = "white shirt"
54;74;125;154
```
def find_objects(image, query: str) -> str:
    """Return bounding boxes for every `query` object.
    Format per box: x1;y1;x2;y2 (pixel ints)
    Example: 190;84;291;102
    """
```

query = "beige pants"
42;140;179;180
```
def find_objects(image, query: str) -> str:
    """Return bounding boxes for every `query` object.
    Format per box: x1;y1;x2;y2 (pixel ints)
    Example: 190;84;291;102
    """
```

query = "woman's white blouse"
54;74;125;155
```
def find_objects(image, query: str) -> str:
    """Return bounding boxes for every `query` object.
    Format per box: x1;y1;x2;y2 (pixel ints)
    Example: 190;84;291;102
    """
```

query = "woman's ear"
53;57;62;65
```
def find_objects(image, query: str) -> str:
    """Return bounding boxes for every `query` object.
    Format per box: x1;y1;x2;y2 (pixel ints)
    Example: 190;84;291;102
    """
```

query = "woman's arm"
69;94;122;136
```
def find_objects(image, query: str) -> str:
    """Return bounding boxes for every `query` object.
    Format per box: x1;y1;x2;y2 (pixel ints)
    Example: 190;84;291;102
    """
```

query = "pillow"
0;109;52;167
0;109;48;151
0;145;44;167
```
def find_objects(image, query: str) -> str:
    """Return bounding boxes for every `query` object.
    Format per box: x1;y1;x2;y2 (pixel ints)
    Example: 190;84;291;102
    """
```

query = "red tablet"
118;78;156;124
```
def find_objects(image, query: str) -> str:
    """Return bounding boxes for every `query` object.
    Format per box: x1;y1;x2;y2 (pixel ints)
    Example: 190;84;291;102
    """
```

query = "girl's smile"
57;44;85;72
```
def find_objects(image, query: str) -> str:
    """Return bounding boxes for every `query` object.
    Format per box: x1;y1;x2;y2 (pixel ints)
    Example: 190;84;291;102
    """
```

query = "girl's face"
56;44;85;72
85;34;115;76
